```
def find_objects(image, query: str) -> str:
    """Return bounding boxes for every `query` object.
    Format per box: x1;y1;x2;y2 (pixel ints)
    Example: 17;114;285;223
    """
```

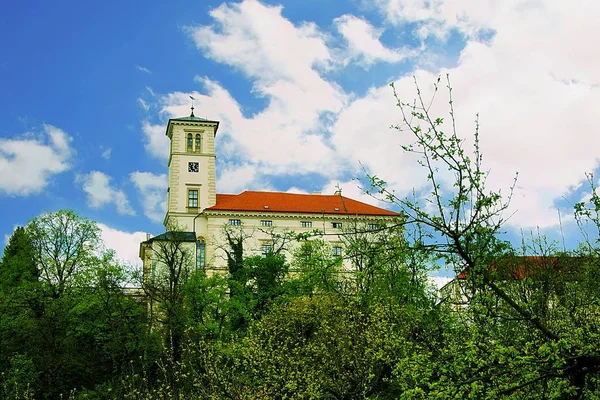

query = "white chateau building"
139;113;400;274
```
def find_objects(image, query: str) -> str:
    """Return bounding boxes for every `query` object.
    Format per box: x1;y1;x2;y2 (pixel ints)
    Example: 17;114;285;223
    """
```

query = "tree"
0;227;41;395
141;228;196;367
1;210;151;399
0;227;38;287
26;209;102;298
291;239;341;296
365;75;600;398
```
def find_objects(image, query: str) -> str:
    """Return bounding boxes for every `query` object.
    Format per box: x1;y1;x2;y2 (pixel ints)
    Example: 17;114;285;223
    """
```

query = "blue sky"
2;0;600;279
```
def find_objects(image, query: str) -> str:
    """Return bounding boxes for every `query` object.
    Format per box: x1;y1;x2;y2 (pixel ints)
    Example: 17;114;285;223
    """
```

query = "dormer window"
187;133;193;152
195;134;202;153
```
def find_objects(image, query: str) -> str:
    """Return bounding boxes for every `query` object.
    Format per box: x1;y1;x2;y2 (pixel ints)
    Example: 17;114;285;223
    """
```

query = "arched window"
195;134;202;153
196;239;206;269
187;133;193;152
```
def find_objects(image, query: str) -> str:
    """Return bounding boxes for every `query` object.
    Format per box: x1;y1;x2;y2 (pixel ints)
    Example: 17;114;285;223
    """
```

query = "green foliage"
1;354;37;400
4;78;600;399
292;239;340;295
26;209;102;298
0;210;152;399
0;227;38;287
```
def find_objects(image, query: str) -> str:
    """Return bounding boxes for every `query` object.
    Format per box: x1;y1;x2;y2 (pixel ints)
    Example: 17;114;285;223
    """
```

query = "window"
229;244;241;262
332;246;342;257
195;134;202;153
332;222;342;229
368;223;379;230
301;221;312;228
187;133;193;152
229;219;242;226
196;240;205;269
187;189;198;208
261;243;272;257
260;220;273;227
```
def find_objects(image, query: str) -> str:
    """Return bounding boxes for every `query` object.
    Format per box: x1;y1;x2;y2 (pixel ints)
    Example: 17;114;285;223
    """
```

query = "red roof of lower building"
206;191;400;216
456;256;584;280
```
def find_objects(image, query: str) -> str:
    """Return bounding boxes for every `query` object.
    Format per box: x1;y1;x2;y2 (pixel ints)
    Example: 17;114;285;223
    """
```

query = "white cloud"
331;0;600;229
334;14;412;66
179;1;346;176
142;121;169;161
101;147;112;160
0;124;72;196
81;171;136;216
148;0;600;232
146;86;156;97
321;180;385;208
135;65;151;74
137;97;150;111
216;162;269;194
130;171;167;223
98;223;147;268
373;0;502;41
286;187;309;194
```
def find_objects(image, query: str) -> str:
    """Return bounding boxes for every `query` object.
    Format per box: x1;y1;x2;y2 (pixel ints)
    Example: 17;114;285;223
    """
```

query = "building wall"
144;212;400;278
198;211;400;272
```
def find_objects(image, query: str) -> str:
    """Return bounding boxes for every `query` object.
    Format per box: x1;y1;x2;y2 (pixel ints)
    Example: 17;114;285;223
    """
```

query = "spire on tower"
189;95;196;117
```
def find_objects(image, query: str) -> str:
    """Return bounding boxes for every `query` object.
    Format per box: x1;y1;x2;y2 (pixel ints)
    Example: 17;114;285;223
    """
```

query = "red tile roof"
206;191;400;216
456;256;584;280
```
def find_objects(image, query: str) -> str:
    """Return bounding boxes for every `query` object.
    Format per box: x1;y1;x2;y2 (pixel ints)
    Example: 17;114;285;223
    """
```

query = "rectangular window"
332;222;342;229
196;240;205;269
332;246;342;257
187;189;198;208
260;220;273;227
228;219;242;226
261;244;272;256
301;221;312;228
368;223;379;230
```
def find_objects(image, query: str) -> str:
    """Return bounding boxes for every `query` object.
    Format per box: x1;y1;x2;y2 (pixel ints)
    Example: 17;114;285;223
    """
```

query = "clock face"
188;162;199;173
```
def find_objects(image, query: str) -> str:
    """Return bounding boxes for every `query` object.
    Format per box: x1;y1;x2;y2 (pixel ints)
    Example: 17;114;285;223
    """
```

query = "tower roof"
206;191;400;216
167;115;220;124
170;115;211;122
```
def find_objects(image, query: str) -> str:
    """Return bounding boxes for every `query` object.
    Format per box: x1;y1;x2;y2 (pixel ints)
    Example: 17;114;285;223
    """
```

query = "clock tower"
163;113;219;231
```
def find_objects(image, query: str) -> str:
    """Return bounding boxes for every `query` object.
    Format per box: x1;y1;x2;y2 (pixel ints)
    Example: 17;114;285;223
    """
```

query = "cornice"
171;152;217;157
202;209;399;220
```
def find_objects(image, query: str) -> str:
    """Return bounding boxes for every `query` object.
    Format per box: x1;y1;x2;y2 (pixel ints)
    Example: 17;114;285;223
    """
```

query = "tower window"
195;134;202;153
188;189;198;208
187;133;193;152
300;221;312;228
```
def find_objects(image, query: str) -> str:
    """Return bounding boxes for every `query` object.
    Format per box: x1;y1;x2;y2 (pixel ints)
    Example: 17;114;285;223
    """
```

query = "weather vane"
189;95;196;117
